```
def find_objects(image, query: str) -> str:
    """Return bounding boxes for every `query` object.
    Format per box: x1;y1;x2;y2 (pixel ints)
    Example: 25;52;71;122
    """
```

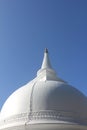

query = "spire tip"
44;48;48;53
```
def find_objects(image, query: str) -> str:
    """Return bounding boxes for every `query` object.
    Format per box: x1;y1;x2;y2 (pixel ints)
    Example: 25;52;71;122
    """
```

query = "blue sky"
0;0;87;109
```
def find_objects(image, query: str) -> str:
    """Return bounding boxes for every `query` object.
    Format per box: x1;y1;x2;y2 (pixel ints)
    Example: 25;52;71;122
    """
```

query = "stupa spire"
41;48;52;69
37;48;66;82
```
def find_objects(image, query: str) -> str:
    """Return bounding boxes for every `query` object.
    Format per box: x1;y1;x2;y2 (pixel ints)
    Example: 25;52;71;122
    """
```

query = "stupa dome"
0;49;87;130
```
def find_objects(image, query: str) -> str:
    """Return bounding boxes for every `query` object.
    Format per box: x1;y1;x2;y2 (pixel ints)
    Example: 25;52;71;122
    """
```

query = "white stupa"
0;49;87;130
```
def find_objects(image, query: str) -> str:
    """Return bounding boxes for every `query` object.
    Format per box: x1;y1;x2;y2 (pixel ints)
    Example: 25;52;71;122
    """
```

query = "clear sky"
0;0;87;109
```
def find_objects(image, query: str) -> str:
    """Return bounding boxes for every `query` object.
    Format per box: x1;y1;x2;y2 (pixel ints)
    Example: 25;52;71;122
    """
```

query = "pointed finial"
44;48;48;53
41;48;52;69
37;49;66;82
